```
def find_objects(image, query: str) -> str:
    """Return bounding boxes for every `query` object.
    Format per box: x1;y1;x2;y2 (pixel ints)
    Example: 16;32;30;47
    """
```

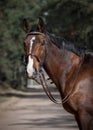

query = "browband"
27;31;44;36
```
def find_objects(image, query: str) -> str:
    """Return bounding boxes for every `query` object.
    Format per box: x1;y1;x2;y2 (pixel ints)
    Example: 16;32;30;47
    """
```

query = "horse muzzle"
27;66;38;79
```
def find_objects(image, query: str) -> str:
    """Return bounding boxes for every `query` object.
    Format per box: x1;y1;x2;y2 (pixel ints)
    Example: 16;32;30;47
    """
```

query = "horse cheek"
33;57;39;69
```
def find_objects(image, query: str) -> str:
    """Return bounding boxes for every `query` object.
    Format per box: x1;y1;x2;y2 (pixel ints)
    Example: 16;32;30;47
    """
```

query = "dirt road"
0;90;78;130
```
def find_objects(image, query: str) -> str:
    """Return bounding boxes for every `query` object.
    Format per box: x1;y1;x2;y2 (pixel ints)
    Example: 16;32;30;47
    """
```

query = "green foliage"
41;0;93;49
0;0;42;87
0;0;93;88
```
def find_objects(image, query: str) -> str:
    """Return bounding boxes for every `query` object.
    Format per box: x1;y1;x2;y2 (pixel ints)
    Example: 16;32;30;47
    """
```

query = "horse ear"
37;17;45;33
23;19;29;33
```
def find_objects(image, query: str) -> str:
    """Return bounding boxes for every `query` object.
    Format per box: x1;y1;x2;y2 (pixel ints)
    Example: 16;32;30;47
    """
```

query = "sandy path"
0;90;78;130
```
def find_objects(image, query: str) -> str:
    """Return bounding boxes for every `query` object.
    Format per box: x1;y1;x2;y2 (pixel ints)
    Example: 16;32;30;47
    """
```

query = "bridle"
23;31;85;105
23;53;61;104
23;31;61;104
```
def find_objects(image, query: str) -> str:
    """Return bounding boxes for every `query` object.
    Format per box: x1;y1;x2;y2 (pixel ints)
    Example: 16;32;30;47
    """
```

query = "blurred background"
0;0;93;90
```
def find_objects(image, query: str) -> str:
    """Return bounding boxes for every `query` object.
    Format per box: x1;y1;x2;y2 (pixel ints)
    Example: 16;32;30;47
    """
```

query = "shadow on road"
9;114;78;128
0;90;60;100
0;89;78;130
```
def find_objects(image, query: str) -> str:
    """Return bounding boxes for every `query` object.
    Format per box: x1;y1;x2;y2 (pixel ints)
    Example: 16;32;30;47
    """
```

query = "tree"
0;0;42;87
40;0;93;50
0;0;93;88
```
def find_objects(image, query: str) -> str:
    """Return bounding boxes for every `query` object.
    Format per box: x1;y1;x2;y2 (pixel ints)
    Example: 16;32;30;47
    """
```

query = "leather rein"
26;32;84;105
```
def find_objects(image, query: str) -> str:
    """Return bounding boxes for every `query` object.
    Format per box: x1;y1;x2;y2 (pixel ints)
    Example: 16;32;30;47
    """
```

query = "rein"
25;31;85;105
61;54;85;104
37;68;61;104
37;54;84;104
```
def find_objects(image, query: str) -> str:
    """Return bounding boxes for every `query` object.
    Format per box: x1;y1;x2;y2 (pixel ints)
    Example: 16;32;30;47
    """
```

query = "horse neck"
43;42;80;92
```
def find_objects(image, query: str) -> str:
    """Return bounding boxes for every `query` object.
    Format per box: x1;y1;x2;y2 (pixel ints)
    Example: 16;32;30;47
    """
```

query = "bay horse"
22;18;93;130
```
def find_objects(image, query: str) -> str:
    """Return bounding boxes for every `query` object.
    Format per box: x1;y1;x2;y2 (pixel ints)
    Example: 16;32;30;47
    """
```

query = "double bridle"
23;31;62;104
23;31;85;105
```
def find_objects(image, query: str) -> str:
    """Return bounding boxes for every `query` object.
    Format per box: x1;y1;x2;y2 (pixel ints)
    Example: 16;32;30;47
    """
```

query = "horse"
22;17;93;130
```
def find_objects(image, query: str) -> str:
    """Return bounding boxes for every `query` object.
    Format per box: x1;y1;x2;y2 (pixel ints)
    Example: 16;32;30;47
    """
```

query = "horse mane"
47;32;86;56
29;25;86;56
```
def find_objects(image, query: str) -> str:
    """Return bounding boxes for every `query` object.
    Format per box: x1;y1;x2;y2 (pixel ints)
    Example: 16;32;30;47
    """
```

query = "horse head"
22;18;47;78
